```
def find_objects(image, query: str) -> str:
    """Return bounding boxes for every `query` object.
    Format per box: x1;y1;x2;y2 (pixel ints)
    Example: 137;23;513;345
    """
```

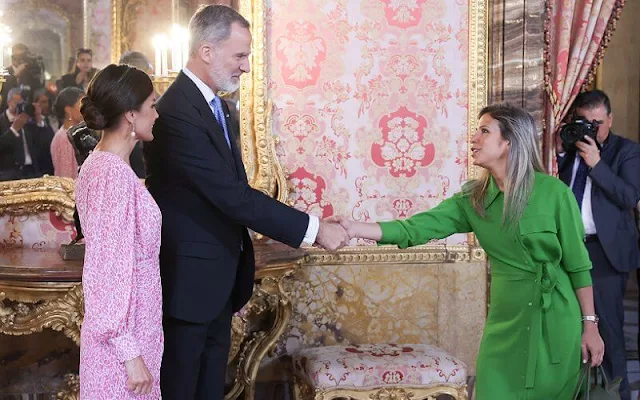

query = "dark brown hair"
80;64;153;130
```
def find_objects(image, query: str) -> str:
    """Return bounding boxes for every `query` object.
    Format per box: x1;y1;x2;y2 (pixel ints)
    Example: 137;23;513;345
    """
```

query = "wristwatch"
581;315;599;324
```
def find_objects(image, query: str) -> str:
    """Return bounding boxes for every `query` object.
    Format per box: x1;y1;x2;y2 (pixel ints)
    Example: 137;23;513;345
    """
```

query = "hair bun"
80;96;108;130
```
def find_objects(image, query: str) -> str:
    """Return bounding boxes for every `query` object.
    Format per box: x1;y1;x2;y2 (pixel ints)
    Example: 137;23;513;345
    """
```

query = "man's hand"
315;220;349;252
575;136;601;168
13;63;27;78
33;103;44;125
11;113;29;133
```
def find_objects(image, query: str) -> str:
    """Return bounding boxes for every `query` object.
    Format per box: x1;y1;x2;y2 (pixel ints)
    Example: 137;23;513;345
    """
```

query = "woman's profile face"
77;53;93;73
470;113;510;169
133;92;159;142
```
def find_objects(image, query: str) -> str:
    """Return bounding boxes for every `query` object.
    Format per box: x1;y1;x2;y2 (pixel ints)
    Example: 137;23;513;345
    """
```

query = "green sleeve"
556;188;592;289
378;193;472;249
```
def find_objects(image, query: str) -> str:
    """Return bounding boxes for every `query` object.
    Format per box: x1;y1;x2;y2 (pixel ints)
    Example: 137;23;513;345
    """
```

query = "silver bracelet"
581;315;599;324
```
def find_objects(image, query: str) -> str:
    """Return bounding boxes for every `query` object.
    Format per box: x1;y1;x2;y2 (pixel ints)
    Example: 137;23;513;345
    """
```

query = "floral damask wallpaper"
267;0;471;245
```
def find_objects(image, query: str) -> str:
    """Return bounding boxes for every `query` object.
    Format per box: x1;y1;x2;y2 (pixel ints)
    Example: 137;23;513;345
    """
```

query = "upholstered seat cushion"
293;343;467;390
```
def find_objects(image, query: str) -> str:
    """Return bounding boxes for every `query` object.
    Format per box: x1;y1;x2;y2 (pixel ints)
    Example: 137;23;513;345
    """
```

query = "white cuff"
557;152;566;157
302;214;319;246
9;127;20;137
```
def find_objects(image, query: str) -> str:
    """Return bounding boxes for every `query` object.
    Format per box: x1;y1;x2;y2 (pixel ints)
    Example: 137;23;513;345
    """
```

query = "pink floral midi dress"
75;150;163;399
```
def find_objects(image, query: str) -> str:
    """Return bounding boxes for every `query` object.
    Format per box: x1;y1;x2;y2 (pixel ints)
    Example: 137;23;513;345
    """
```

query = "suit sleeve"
0;128;20;151
556;188;592;289
589;142;640;208
378;193;472;249
156;110;309;248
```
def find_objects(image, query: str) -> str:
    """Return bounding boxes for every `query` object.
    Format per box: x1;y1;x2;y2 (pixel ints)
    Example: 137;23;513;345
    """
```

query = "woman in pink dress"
51;87;84;178
75;64;162;399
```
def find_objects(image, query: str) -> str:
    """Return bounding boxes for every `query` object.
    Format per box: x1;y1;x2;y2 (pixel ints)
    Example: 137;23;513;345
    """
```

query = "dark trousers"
160;299;233;400
586;240;630;400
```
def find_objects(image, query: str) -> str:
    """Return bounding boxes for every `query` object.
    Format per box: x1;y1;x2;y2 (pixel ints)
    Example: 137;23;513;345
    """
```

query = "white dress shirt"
181;68;320;245
7;109;33;166
563;153;597;235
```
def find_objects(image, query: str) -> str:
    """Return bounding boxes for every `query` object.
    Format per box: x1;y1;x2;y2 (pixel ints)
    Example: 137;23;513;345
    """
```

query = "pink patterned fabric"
293;344;466;390
50;126;79;179
75;151;163;399
268;0;470;246
543;0;622;173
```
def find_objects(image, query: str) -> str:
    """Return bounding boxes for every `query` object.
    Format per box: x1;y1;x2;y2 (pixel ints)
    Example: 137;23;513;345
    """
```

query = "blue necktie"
571;157;589;209
210;96;231;149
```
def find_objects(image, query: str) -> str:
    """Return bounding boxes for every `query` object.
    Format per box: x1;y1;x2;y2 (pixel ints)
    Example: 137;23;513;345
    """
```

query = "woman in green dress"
336;104;605;399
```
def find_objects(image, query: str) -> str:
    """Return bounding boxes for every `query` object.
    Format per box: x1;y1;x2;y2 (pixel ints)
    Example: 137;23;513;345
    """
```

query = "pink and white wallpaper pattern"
267;0;471;245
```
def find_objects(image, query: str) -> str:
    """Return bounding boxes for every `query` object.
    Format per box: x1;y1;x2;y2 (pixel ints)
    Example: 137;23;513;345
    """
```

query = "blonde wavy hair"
463;104;544;227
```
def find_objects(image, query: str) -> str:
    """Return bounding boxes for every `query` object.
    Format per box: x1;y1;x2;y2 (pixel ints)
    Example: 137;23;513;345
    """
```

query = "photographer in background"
0;44;45;112
557;89;640;400
0;87;54;181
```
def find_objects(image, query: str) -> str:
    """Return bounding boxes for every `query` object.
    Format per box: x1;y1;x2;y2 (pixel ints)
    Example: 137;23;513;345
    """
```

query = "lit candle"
160;34;168;76
152;35;162;76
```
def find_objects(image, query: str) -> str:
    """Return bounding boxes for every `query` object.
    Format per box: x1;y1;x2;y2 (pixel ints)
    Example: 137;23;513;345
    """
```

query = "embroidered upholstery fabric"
293;343;466;390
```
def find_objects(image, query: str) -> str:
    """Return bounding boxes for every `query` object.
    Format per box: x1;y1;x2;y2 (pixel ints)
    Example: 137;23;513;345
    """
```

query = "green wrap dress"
379;172;592;400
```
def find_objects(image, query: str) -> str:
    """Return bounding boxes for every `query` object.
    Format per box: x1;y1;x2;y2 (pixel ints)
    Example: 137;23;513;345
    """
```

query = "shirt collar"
5;109;15;122
182;67;216;105
483;175;502;210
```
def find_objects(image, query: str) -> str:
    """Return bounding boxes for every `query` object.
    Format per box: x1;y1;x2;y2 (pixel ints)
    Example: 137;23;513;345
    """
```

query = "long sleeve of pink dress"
75;150;163;399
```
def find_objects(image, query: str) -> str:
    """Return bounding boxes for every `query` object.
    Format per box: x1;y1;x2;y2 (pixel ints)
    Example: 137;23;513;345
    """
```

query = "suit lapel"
175;72;237;173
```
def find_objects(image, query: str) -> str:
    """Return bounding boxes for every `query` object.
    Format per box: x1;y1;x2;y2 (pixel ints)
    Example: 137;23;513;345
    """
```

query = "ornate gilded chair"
292;343;468;400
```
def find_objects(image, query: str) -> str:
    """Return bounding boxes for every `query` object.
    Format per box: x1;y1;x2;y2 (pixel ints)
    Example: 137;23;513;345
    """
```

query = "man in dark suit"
557;90;640;400
0;87;54;181
144;5;348;399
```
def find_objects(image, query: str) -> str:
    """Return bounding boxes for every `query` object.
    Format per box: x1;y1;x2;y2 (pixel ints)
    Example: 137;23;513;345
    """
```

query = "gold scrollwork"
226;265;299;400
304;245;486;266
0;284;84;346
111;0;147;64
292;379;468;400
0;176;76;223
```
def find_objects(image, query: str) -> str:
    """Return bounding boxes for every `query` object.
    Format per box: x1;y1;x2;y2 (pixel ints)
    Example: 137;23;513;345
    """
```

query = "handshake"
313;217;356;252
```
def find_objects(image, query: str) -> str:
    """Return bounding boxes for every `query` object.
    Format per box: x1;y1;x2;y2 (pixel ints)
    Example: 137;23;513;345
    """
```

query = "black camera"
559;118;600;152
15;102;36;119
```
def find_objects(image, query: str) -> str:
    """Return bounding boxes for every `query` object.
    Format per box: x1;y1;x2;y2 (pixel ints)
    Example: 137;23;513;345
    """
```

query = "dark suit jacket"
558;133;640;272
144;72;309;323
0;113;54;180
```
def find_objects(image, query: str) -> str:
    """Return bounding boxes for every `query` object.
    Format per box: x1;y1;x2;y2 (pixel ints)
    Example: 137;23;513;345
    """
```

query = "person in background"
34;88;59;132
51;87;84;178
59;49;98;92
335;104;604;400
556;90;640;400
118;50;153;178
0;87;54;180
119;51;154;75
75;64;162;398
